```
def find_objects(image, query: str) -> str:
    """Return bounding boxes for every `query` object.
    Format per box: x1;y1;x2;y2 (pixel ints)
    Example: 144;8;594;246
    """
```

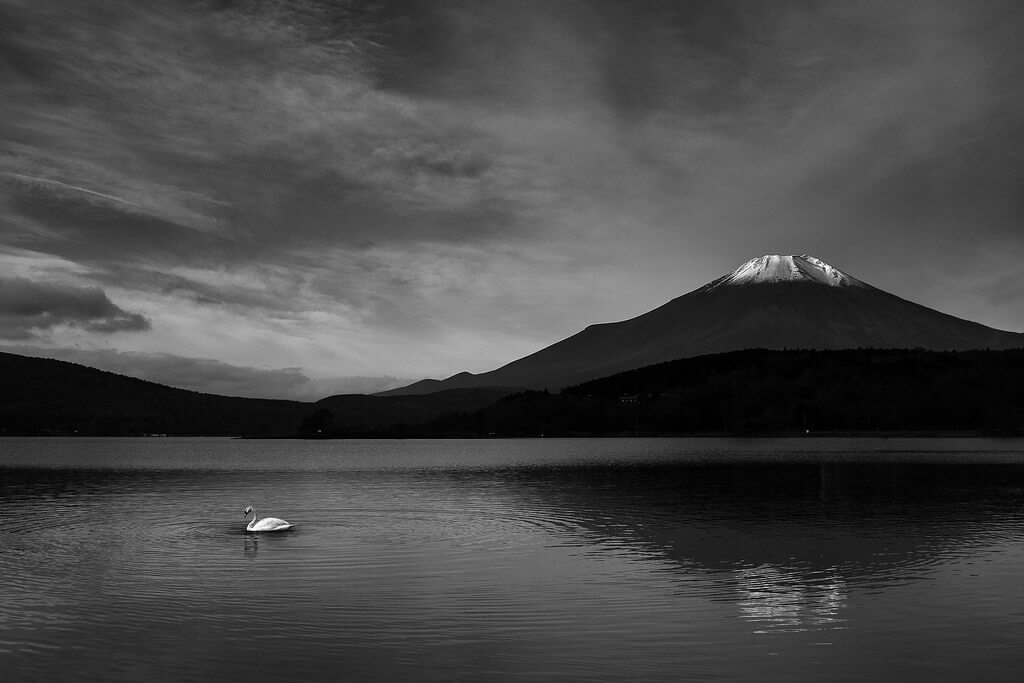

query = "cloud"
0;276;150;339
0;0;540;251
0;345;409;400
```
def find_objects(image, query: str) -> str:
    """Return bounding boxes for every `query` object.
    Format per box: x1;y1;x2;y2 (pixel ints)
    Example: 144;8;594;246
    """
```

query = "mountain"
383;254;1024;395
0;352;515;436
0;351;309;436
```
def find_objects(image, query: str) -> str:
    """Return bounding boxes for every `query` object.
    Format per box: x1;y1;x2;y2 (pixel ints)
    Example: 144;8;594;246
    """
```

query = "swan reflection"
243;535;259;560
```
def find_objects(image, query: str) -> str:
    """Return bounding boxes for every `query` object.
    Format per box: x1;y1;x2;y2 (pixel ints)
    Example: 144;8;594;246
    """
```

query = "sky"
1;0;1022;399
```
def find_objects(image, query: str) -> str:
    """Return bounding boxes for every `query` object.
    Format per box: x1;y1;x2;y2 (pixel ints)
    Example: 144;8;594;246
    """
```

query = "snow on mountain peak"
713;254;865;289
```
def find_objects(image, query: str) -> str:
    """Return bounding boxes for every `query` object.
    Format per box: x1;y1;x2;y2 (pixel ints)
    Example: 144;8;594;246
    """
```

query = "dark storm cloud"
0;277;149;339
0;0;1022;381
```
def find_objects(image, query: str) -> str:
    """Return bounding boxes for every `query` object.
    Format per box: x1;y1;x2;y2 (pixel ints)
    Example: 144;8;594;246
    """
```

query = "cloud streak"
1;172;146;211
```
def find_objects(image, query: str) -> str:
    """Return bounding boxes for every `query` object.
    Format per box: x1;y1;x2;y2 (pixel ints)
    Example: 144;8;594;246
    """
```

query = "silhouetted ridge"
0;352;516;437
0;352;309;436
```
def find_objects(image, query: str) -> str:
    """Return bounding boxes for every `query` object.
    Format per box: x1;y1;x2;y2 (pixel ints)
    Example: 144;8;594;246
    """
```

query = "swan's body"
243;506;293;532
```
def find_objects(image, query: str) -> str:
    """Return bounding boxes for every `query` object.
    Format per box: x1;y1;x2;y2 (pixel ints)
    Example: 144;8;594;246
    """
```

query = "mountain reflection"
495;462;1024;632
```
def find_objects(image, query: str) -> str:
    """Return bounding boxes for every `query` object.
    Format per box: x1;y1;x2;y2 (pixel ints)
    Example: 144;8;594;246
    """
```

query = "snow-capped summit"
713;254;866;289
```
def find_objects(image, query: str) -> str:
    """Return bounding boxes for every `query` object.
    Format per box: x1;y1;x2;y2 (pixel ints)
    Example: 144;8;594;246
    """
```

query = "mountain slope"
0;352;517;436
384;254;1024;395
0;351;309;435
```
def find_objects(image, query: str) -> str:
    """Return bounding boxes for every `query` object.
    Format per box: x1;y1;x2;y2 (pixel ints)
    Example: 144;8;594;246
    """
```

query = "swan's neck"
248;510;259;529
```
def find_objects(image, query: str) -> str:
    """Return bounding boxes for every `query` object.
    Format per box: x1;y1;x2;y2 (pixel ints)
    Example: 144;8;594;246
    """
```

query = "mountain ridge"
0;352;513;436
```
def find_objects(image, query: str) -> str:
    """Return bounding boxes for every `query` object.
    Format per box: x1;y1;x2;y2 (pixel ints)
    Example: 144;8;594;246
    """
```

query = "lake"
2;437;1024;681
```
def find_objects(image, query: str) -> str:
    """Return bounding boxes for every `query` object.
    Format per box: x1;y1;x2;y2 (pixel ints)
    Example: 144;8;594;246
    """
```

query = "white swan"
243;506;294;532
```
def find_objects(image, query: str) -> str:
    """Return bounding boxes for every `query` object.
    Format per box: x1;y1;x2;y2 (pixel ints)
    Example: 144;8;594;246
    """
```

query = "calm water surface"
2;437;1024;681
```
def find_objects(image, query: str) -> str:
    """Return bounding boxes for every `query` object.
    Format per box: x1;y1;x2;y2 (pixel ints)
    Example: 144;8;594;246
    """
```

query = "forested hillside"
420;349;1024;436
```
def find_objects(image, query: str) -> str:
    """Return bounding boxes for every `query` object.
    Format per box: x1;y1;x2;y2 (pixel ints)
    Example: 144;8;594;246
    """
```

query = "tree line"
379;348;1024;437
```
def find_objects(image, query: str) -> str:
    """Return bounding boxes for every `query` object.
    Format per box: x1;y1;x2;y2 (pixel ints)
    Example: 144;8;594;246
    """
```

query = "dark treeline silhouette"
3;349;1023;437
298;387;517;436
414;348;1024;437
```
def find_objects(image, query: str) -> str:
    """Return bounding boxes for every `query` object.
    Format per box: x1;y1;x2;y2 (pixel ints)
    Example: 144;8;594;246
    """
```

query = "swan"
243;506;294;532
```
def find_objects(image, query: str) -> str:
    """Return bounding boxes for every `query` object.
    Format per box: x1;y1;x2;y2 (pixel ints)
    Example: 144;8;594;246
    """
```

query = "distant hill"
0;353;516;437
0;352;309;436
420;348;1024;436
384;254;1024;395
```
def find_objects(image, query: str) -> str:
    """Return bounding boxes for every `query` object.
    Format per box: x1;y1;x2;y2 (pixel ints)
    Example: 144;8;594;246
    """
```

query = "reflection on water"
1;438;1024;681
734;565;845;633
